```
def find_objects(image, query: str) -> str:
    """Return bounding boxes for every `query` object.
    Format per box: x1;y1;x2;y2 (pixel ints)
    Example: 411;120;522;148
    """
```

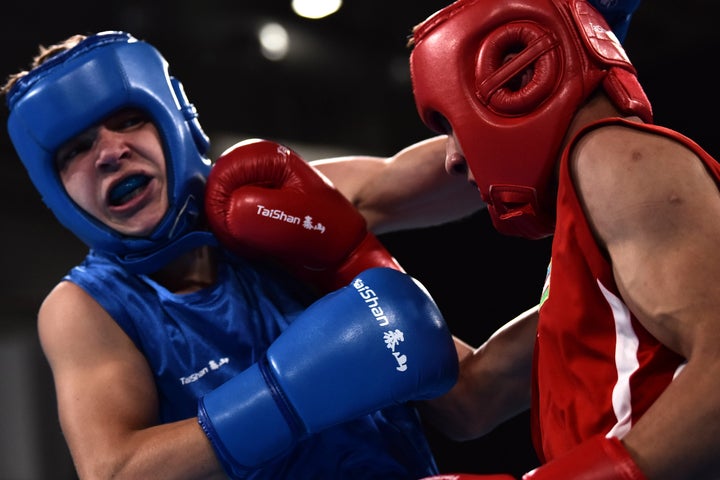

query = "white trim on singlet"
598;279;637;439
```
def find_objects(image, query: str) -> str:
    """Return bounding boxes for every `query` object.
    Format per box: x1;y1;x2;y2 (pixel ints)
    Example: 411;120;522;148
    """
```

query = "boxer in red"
405;0;720;478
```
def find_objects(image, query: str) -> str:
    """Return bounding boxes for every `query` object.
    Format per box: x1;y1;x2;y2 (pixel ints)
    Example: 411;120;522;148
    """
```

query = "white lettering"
179;357;231;385
392;351;408;372
352;276;410;372
383;329;404;351
352;278;389;326
209;357;229;370
256;205;301;225
180;367;209;385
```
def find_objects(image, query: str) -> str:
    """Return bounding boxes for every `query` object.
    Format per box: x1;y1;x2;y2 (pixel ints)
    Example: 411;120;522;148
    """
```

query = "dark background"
1;1;717;478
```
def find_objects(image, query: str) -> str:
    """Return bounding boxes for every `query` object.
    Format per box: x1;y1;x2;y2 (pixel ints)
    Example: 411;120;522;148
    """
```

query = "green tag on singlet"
540;260;551;306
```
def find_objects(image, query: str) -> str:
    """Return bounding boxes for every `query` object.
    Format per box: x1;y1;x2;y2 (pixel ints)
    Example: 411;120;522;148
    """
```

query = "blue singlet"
65;249;439;479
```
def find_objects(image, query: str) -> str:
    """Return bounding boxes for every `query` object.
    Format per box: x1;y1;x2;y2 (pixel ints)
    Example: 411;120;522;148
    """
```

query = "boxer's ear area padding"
475;21;561;115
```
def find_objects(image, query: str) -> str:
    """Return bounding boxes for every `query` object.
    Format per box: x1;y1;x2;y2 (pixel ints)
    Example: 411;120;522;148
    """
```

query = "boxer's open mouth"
108;174;152;206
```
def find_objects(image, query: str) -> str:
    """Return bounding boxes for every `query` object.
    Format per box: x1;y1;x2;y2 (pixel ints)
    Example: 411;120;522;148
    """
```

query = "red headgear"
410;0;652;239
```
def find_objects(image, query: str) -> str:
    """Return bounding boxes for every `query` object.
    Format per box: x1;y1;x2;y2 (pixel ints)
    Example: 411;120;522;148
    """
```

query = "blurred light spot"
388;55;411;85
292;0;342;19
259;22;289;61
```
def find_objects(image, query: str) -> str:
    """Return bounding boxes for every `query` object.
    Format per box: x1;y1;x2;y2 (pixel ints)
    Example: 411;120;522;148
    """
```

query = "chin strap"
114;230;218;274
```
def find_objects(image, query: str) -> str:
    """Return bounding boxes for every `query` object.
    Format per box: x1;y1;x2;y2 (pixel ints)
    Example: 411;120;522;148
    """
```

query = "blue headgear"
6;31;216;273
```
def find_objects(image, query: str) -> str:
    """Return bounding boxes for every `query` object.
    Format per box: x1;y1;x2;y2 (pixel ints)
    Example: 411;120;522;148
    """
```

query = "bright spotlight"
292;0;342;19
258;22;289;61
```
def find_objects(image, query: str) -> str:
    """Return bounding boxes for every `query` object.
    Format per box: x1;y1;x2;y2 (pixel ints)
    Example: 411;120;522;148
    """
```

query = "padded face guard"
410;0;651;239
7;31;215;272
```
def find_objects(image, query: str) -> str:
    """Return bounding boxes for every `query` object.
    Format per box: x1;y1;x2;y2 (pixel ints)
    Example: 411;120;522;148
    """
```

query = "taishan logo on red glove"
255;204;327;233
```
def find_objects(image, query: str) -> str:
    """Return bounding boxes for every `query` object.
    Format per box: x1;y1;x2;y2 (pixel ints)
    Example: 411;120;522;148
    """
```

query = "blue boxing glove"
197;267;459;476
588;0;642;43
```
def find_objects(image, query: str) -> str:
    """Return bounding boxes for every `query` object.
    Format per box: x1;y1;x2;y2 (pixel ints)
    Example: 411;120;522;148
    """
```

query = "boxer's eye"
105;108;150;132
55;129;97;171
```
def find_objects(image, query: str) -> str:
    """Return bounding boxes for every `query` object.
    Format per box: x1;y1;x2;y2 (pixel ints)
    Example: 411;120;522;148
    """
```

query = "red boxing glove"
421;476;514;479
522;435;647;480
421;436;646;480
205;138;403;292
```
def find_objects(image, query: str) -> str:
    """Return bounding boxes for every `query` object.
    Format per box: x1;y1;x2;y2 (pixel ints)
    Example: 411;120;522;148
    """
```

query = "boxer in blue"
3;31;458;479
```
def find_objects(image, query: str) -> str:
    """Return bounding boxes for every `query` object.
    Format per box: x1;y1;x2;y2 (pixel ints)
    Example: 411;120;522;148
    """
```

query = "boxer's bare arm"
311;135;483;234
417;305;537;441
39;281;226;479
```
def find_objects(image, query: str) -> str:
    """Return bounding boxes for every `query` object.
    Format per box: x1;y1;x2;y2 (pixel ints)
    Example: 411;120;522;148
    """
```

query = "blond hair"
1;34;87;96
